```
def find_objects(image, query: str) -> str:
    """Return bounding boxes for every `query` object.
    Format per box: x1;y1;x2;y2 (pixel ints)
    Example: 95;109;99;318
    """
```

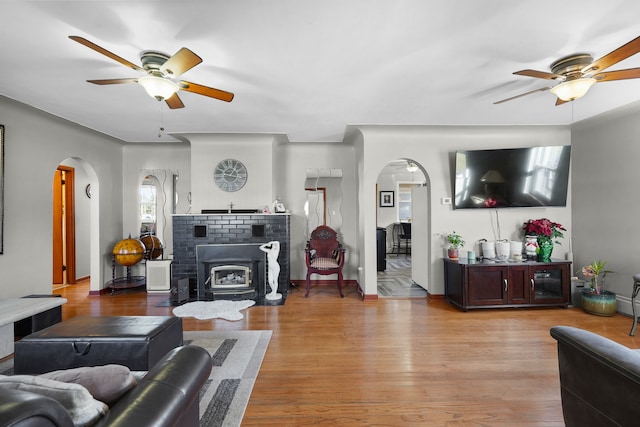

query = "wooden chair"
398;222;411;256
390;222;411;256
305;225;346;297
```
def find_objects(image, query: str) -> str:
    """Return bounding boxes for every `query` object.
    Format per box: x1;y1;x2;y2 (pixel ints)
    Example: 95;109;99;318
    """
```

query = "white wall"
350;125;573;297
572;101;640;315
0;96;123;296
274;141;358;281
186;133;276;214
60;157;91;279
377;170;399;227
122;142;191;263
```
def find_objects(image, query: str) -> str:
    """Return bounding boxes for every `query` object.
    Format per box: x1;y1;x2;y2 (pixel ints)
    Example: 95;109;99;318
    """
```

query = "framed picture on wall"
379;191;394;207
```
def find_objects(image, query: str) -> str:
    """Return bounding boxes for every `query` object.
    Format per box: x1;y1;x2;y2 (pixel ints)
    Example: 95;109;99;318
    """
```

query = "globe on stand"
108;237;146;293
140;234;164;260
113;237;145;266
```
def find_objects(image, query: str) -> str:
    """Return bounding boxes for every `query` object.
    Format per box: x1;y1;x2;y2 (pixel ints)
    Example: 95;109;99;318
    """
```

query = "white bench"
0;298;67;358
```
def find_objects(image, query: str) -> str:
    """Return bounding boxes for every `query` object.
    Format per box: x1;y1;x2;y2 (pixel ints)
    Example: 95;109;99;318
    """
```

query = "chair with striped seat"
305;225;346;297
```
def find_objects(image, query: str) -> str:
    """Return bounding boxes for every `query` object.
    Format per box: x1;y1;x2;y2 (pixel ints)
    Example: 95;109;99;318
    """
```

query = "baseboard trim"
291;279;368;299
89;288;111;296
613;295;634;317
362;292;378;301
291;279;359;286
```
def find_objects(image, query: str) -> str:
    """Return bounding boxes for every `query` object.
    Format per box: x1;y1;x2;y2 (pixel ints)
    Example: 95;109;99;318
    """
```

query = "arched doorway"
53;158;97;289
376;159;429;297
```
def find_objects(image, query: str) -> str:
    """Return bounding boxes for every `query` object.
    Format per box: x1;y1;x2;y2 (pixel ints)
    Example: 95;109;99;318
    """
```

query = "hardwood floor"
55;280;640;426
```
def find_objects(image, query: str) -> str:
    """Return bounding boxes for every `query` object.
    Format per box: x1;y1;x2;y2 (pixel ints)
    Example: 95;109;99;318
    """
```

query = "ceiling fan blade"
593;67;640;82
514;69;562;80
69;36;144;72
87;78;138;85
555;97;568;106
493;86;551;104
179;80;234;102
160;48;202;76
584;35;640;74
165;93;185;109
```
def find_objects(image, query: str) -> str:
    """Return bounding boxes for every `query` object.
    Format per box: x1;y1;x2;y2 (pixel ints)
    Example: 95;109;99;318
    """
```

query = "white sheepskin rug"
172;300;256;321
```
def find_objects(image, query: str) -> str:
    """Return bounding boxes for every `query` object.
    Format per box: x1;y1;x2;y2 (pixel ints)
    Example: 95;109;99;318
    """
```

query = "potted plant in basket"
446;231;465;261
580;260;617;316
522;218;566;262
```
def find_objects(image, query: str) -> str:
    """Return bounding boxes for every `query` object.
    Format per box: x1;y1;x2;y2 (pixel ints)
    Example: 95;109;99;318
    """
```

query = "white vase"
481;241;495;259
495;241;510;261
510;241;523;260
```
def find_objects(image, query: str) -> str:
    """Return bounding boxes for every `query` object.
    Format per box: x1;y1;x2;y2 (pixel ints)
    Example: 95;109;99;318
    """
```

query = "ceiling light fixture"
138;75;179;101
406;162;419;173
550;77;597;101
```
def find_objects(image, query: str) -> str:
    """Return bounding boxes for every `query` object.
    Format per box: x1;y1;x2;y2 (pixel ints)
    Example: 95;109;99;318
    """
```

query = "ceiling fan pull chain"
158;102;165;139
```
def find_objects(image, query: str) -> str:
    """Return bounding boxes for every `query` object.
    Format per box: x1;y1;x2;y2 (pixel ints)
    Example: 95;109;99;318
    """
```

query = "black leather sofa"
0;344;211;427
550;326;640;427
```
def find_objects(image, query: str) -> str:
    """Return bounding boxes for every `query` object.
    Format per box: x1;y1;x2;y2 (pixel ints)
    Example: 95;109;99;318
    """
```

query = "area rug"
0;330;272;427
377;280;428;298
187;330;271;427
377;256;427;298
173;300;256;320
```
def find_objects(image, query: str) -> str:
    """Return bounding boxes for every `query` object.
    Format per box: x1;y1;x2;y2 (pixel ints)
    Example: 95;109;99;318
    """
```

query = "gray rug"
377;256;427;298
0;330;272;427
377;279;428;297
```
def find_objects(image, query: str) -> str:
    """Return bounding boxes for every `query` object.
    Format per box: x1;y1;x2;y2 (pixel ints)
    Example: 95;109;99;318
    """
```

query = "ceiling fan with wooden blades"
495;34;640;106
69;35;234;109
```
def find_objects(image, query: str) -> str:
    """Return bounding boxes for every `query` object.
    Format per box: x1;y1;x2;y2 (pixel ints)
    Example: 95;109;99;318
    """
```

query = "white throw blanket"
172;300;256;321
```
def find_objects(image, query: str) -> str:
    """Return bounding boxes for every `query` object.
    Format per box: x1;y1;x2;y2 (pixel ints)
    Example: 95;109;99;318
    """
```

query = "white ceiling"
3;0;640;143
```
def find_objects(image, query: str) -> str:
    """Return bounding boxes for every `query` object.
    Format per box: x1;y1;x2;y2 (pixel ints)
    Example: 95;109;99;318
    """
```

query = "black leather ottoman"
13;316;183;374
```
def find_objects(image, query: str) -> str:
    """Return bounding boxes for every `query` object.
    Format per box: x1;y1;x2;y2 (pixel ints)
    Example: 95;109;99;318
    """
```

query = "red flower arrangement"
522;218;566;245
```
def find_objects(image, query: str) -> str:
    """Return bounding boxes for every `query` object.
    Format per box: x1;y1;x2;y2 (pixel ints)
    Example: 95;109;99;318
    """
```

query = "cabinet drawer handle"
504;279;508;292
530;278;535;291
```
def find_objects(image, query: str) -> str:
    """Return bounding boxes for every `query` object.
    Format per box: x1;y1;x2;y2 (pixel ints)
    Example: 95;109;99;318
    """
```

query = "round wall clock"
214;159;248;192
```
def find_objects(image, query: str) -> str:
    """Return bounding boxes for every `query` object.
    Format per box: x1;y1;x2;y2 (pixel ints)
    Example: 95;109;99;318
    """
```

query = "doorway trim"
53;165;76;285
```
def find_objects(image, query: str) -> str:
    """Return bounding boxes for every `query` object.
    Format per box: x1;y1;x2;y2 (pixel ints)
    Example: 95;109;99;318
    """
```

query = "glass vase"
538;241;553;262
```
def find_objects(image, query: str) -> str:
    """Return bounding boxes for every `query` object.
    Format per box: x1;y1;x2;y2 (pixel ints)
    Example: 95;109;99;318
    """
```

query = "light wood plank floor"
54;280;639;426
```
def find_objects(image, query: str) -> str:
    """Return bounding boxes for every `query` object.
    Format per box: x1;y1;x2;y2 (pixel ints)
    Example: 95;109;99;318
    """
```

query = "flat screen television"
453;145;571;209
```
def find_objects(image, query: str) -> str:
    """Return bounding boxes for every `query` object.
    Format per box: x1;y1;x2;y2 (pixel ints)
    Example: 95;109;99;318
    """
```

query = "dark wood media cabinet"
444;258;572;311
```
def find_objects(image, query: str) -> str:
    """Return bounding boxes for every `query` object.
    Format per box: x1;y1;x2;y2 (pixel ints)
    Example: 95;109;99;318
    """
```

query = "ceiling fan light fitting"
138;75;179;101
550;77;596;101
406;162;419;173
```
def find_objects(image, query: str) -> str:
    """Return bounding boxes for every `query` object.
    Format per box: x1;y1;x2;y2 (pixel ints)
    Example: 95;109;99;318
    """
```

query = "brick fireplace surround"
172;214;290;303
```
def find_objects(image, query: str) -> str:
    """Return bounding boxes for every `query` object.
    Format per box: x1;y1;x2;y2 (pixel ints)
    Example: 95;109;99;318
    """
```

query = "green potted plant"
580;260;616;316
446;231;465;261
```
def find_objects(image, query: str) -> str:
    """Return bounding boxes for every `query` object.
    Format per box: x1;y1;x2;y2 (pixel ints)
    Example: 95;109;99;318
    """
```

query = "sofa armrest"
0;387;73;427
95;345;211;427
550;326;640;427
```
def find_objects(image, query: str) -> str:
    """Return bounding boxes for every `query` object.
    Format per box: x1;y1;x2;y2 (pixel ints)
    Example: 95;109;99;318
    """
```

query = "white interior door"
411;186;429;290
